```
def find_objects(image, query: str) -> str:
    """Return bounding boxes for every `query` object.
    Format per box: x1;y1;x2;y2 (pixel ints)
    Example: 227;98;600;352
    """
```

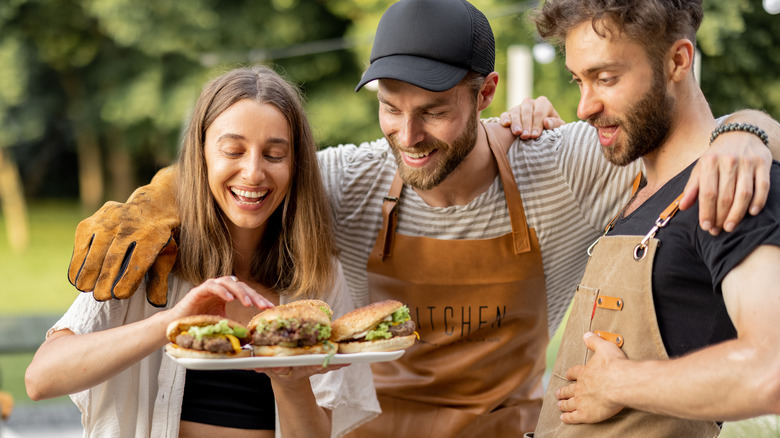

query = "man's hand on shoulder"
498;96;566;139
681;109;780;235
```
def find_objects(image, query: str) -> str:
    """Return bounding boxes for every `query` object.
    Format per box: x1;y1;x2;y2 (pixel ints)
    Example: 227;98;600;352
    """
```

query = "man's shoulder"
318;137;391;166
507;121;596;151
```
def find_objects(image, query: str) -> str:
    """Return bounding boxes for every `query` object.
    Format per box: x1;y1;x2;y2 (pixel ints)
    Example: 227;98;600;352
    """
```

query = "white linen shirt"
50;261;379;438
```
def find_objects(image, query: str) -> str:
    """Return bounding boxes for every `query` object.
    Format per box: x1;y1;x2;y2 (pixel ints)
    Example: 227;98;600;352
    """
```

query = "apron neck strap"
604;172;644;233
376;173;404;260
483;123;531;254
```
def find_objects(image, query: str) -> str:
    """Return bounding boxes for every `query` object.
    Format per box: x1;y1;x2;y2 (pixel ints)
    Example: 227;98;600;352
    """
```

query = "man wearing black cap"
63;0;780;436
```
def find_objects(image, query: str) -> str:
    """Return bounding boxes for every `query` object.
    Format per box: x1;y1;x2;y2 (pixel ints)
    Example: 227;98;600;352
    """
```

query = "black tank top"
180;369;275;429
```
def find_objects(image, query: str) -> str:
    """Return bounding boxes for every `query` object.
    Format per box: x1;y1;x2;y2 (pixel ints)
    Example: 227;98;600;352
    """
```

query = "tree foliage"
0;0;777;209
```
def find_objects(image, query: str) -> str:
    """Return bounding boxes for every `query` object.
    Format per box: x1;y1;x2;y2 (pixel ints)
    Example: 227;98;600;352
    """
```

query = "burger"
165;315;251;359
248;302;334;356
330;300;416;353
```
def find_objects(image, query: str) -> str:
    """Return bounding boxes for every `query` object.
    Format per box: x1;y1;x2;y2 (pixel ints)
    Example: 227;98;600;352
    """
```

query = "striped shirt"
318;121;640;336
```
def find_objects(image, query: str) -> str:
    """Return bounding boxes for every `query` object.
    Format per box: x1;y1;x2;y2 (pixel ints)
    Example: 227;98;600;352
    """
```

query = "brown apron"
531;188;721;438
348;125;548;437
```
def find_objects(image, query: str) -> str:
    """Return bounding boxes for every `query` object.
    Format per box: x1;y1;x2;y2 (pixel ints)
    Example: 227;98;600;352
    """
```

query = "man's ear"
668;39;695;83
477;72;499;111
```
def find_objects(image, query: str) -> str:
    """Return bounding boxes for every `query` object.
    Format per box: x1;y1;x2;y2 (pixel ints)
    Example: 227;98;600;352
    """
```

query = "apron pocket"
550;285;599;380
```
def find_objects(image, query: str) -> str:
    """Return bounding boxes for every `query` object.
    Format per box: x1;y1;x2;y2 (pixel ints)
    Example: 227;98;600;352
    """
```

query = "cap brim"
355;54;468;92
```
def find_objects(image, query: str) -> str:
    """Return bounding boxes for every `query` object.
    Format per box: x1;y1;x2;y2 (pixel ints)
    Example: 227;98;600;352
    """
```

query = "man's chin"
601;146;634;167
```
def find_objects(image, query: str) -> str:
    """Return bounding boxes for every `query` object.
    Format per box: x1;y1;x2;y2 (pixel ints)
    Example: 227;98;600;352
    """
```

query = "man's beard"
591;70;675;166
387;111;479;190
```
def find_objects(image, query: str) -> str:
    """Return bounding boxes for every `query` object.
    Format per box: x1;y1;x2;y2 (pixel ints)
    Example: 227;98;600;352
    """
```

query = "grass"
0;200;86;407
0;200;778;435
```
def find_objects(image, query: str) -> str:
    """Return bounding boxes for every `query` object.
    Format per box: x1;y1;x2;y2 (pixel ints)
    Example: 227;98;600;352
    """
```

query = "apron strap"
484;124;531;254
633;192;684;261
375;173;405;260
604;172;644;233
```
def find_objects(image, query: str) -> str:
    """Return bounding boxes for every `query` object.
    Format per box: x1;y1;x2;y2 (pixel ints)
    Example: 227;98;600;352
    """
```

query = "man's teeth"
231;188;268;204
405;150;431;159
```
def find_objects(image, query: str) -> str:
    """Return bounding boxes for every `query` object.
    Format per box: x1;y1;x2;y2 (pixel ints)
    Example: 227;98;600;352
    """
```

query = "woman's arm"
25;276;272;400
269;366;337;438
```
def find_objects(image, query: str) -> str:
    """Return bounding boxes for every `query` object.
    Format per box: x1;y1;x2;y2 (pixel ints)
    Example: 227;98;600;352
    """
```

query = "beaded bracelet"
710;122;769;147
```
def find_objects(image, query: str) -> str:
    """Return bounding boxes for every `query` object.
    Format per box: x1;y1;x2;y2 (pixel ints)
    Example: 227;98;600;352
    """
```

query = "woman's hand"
170;275;275;321
262;363;349;386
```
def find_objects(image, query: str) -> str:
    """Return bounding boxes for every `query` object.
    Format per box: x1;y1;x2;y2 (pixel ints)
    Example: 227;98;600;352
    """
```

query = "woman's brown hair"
175;65;336;299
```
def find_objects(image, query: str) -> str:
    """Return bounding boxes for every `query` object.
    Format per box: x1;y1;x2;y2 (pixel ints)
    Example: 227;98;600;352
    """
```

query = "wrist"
710;122;769;147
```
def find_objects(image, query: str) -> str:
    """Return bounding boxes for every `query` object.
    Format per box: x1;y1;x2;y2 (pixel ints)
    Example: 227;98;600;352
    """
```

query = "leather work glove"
68;166;180;307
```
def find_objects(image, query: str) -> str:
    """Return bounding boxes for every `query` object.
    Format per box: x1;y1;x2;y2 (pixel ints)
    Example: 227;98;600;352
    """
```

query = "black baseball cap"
355;0;495;92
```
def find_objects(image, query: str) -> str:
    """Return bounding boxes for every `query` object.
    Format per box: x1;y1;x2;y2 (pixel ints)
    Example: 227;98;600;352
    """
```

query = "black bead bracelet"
710;122;769;147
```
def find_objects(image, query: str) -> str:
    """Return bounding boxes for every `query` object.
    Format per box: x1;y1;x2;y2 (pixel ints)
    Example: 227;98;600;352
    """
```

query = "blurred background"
0;0;778;436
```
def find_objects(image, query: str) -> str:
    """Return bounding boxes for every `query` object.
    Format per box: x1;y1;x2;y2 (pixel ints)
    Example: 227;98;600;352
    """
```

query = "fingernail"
710;228;721;236
522;129;529;137
750;206;760;215
701;221;711;231
532;129;539;136
513;125;521;133
501;116;509;124
725;222;735;232
225;292;235;300
244;296;252;305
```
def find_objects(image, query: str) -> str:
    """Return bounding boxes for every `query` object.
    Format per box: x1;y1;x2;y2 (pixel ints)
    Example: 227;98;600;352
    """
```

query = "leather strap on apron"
350;124;548;437
532;188;721;437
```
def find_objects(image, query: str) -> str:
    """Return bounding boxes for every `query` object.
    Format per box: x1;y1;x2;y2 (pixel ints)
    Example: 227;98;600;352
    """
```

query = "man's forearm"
724;109;780;160
605;335;779;421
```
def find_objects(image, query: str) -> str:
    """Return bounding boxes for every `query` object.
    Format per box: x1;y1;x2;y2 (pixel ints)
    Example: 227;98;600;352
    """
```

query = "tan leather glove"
68;166;180;306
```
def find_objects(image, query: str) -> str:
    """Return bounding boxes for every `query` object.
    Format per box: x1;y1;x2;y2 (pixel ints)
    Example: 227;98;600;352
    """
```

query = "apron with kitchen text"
348;125;548;437
530;185;721;438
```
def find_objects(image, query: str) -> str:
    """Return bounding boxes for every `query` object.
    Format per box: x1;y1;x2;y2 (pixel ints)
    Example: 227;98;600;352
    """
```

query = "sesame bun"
165;342;251;359
330;300;405;342
252;343;333;357
337;334;416;354
282;299;333;320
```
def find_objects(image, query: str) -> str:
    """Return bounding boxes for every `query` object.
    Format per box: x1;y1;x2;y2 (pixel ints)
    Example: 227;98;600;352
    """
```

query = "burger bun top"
330;299;405;342
248;303;331;333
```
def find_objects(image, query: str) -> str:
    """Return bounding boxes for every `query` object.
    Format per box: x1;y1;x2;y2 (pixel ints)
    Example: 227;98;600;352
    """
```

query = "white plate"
167;349;405;370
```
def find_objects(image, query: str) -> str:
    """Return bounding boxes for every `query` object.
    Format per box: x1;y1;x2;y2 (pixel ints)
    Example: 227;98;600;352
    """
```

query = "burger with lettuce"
248;301;334;356
165;315;251;359
330;300;416;353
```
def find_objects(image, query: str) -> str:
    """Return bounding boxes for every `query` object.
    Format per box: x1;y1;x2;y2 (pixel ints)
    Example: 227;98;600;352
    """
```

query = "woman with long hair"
25;66;378;438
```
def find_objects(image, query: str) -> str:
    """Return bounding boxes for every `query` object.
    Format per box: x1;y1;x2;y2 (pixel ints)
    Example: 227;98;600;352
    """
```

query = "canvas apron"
348;126;548;437
530;187;721;438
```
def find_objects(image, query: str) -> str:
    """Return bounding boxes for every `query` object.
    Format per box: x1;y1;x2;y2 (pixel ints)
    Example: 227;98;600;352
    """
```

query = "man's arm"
557;245;780;423
682;109;780;234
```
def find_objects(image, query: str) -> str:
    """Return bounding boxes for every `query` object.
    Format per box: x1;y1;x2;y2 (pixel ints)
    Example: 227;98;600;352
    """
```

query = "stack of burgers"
165;299;416;359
